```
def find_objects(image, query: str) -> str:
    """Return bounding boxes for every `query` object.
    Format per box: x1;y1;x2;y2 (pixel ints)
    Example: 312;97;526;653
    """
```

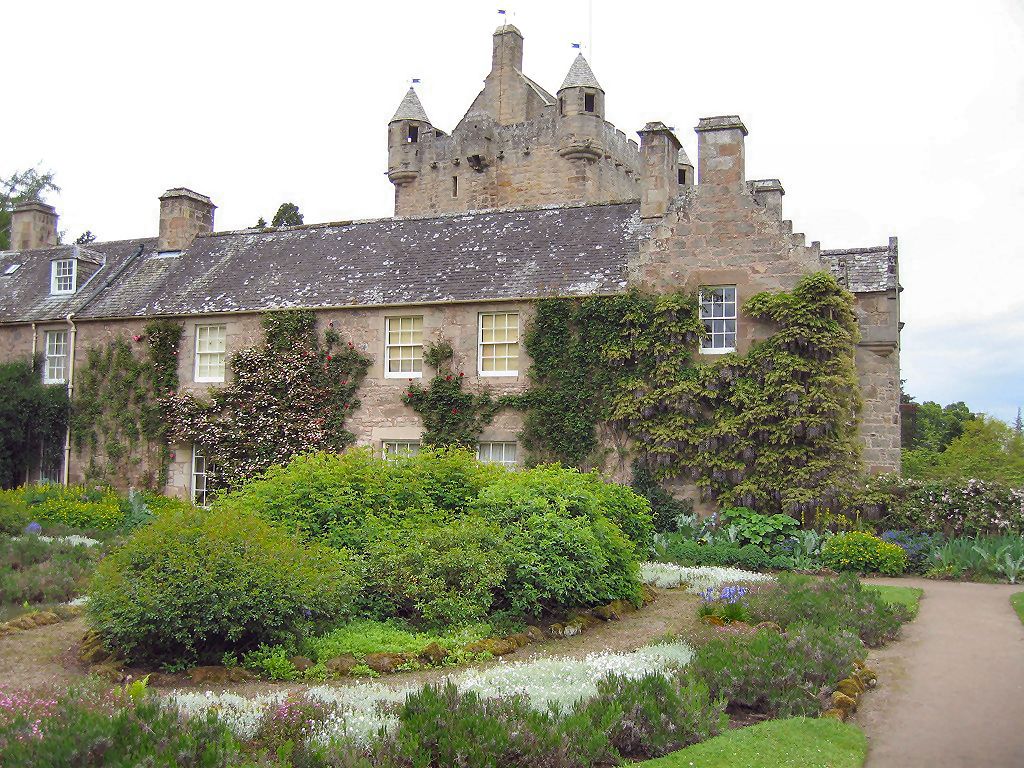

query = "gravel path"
857;577;1024;767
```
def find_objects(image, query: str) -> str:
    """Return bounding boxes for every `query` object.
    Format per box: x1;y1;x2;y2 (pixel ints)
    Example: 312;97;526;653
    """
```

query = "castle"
0;24;902;503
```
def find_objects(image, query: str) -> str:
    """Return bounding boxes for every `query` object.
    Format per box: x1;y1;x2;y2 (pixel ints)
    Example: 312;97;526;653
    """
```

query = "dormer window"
407;125;419;143
50;259;76;295
584;93;596;113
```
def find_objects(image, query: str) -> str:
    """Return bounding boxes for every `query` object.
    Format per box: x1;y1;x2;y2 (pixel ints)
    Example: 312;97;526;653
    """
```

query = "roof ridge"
199;199;643;239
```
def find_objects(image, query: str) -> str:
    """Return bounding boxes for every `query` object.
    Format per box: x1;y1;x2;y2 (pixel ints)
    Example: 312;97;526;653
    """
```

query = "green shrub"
0;536;101;605
378;682;617;768
735;544;773;571
4;485;126;530
863;474;1024;536
746;573;908;646
692;625;863;717
582;673;728;758
658;535;773;572
88;506;361;664
0;685;245;767
721;506;799;547
502;511;642;616
361;515;507;627
821;531;908;575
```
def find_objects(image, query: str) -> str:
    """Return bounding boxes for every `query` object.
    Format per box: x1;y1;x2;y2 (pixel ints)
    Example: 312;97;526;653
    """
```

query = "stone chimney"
749;179;784;216
695;115;747;187
637;122;682;219
10;201;58;250
158;188;215;252
492;23;524;74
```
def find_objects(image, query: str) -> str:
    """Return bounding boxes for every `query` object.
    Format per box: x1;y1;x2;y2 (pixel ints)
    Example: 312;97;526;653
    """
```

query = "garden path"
0;587;707;695
857;577;1024;768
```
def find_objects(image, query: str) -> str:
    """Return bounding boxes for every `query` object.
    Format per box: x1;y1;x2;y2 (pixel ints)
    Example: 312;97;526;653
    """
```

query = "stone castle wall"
392;114;642;217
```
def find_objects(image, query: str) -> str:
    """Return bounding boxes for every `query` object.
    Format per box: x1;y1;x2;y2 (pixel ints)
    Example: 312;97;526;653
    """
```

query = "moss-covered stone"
418;642;448;665
364;652;410;674
325;654;359;676
465;637;516;656
836;678;863;697
830;691;858;714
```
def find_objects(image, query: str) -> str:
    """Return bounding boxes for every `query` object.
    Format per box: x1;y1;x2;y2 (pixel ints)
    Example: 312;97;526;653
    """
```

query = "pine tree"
271;203;303;228
1015;407;1022;435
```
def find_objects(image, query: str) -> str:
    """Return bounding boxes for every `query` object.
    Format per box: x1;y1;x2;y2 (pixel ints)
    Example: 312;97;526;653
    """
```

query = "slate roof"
390;87;431;123
0;203;643;323
0;238;156;323
0;204;898;325
559;53;602;91
821;238;899;293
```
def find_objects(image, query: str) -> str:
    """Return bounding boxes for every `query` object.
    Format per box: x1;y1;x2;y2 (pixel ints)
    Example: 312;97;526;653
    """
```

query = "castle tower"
387;27;642;217
556;52;605;164
387;87;433;192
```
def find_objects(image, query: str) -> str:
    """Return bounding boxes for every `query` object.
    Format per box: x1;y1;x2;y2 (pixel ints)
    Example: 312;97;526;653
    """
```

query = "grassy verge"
636;717;866;768
1011;592;1024;626
305;618;490;661
864;584;923;615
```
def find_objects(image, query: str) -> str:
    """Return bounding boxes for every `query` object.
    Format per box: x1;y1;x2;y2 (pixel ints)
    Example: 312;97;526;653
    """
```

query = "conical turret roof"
559;53;603;91
677;146;693;166
390;87;431;123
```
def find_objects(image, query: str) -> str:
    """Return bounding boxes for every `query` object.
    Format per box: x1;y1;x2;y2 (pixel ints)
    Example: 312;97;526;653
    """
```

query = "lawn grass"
864;584;923;615
304;618;490;661
1011;592;1024;626
636;717;866;768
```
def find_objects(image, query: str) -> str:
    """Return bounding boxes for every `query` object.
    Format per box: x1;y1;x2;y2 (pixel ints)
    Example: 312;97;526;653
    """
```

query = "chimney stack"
10;201;58;250
695;115;747;187
158;188;215;252
637;122;682;219
492;23;524;73
749;179;784;216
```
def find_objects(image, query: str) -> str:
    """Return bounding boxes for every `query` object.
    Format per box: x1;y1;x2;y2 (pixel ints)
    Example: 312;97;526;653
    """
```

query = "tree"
270;202;303;228
0;360;70;489
1015;407;1022;436
0;167;60;250
255;217;267;228
906;416;1024;486
906;399;975;452
74;231;96;245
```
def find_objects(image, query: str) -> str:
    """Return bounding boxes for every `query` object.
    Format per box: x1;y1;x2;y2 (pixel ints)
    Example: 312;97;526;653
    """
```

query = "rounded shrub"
821;531;908;575
87;506;361;664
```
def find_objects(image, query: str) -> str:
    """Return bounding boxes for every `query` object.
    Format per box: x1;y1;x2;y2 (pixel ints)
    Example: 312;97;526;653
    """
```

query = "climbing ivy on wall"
71;320;184;489
403;340;509;448
166;310;371;491
517;272;862;517
0;359;69;489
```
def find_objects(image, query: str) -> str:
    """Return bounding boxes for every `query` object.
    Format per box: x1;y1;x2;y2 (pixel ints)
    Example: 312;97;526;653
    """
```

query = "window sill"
384;371;423;380
194;377;226;384
699;348;735;356
42;378;66;385
478;371;519;378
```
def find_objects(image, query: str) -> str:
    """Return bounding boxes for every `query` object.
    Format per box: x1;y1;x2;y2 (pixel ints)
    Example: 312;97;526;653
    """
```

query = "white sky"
6;0;1023;421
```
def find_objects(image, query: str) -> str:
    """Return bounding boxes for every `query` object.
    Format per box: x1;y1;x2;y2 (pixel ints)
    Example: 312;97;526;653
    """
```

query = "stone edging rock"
0;606;80;637
821;660;877;721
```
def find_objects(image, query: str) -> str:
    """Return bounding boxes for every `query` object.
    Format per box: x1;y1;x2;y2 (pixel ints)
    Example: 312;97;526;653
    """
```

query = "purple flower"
25;522;42;535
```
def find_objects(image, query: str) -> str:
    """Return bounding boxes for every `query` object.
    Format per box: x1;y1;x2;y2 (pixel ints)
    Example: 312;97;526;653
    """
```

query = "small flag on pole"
412;78;420;84
571;42;581;49
497;9;506;14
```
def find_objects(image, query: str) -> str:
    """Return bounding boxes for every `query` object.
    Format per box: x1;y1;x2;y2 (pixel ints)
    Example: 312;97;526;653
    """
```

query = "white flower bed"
14;534;102;547
640;561;775;593
167;690;287;740
167;640;695;746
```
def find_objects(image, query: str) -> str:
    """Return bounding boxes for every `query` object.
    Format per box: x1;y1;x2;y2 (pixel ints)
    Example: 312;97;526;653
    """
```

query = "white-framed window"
478;312;520;376
699;286;737;354
43;330;68;384
50;259;76;294
477;441;518;467
191;447;218;507
385;316;423;378
194;324;227;383
382;440;420;460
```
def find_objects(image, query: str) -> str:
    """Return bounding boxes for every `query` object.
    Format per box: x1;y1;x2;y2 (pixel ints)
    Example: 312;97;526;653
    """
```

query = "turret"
557;53;604;162
388;87;433;186
677;146;694;188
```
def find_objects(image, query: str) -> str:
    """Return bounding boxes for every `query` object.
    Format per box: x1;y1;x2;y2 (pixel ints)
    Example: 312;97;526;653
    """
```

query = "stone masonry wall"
393;115;642;217
1;301;534;497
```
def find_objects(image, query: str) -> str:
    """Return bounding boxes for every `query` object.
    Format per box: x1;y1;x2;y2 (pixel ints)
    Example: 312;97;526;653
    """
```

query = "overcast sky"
6;0;1023;421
